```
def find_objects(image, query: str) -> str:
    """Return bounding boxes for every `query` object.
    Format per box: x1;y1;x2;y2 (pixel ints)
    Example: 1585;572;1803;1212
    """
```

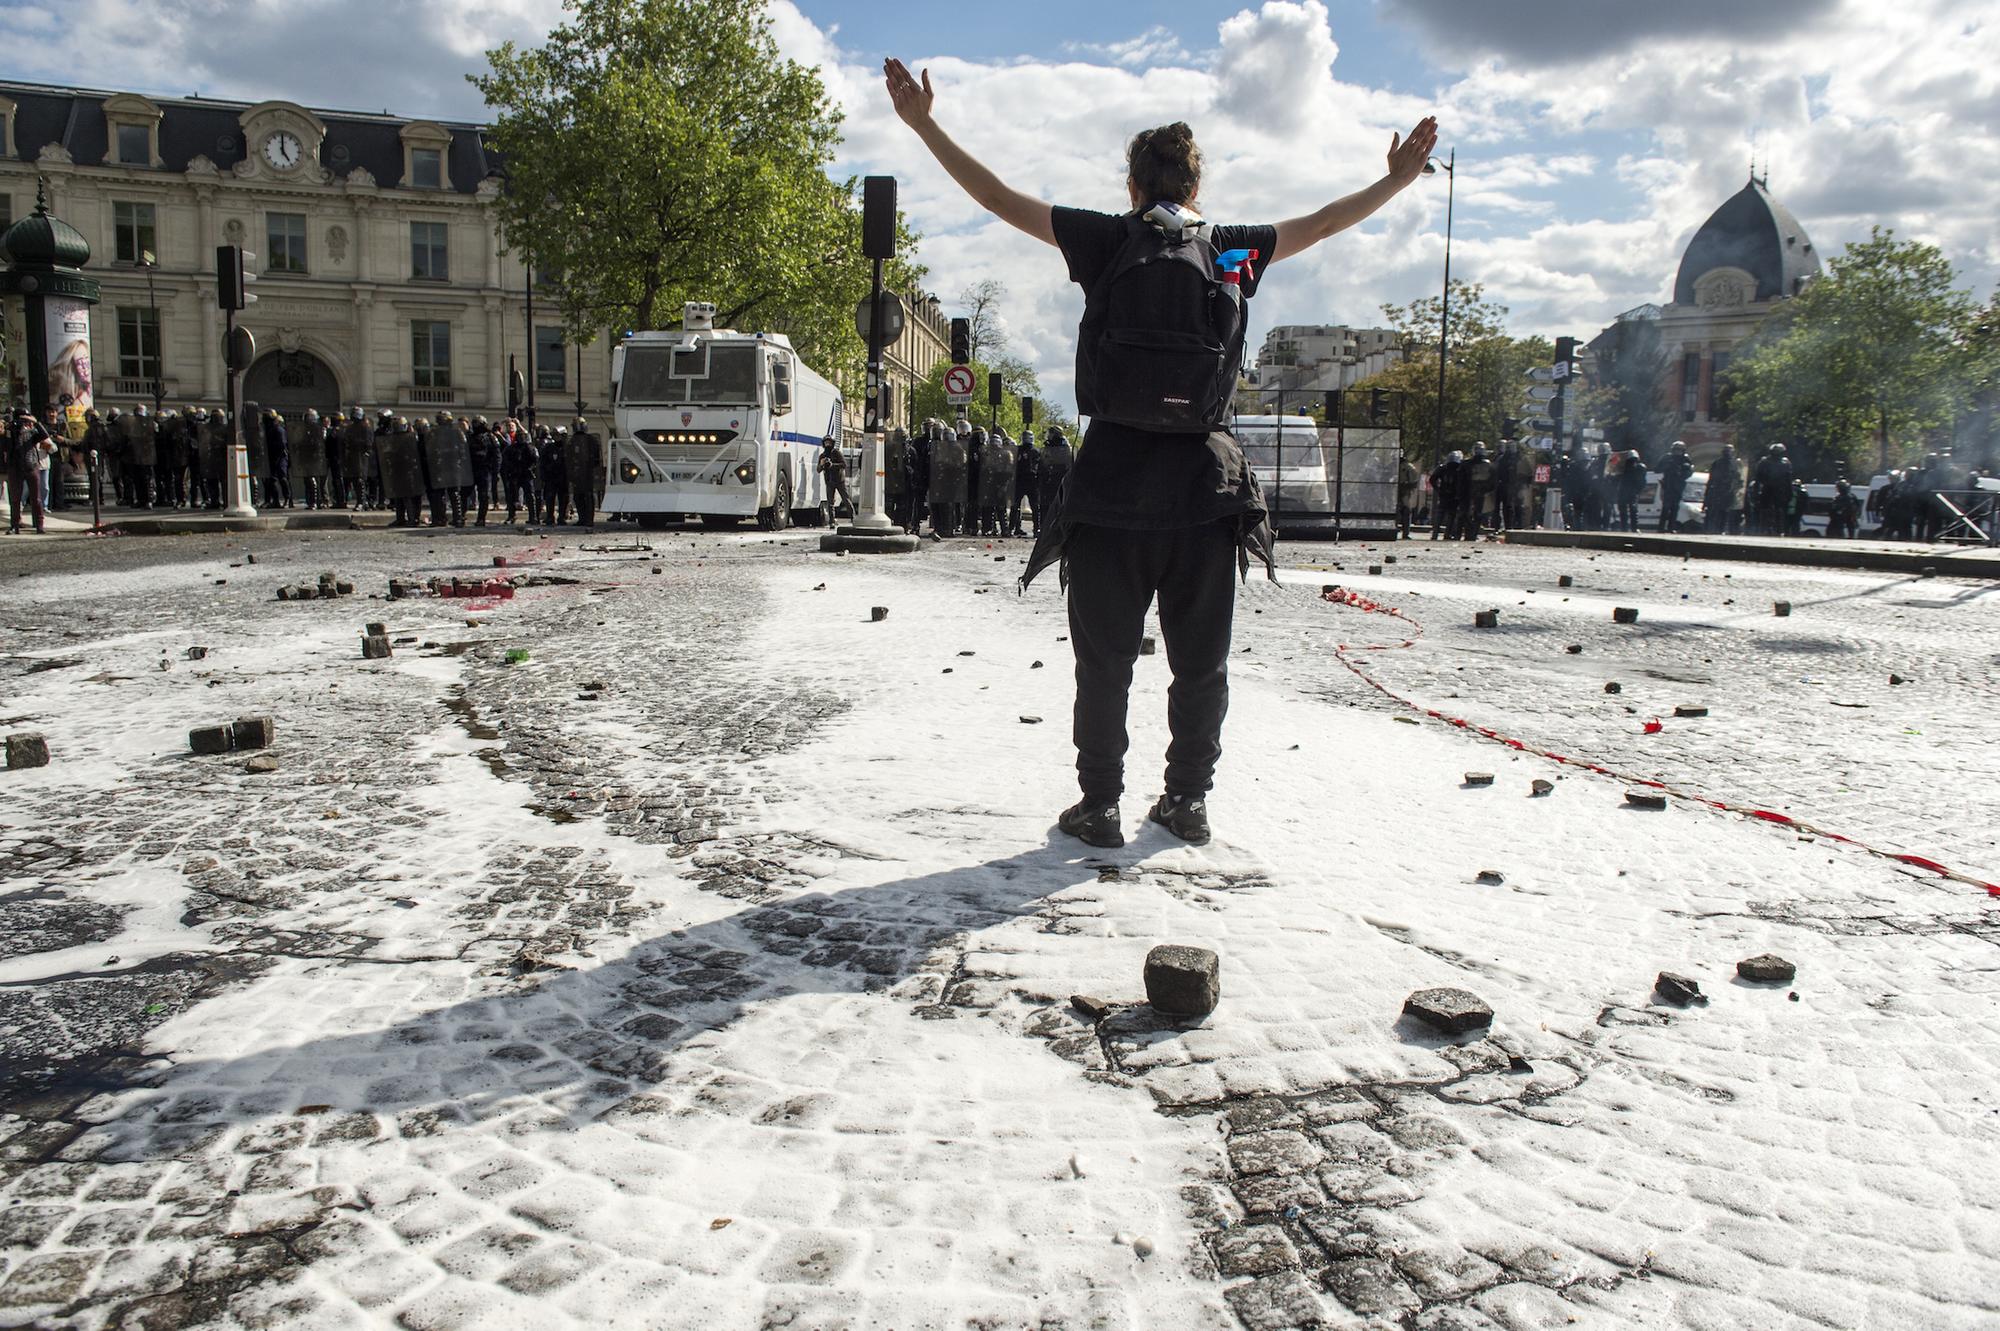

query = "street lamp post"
1423;150;1455;478
140;250;164;417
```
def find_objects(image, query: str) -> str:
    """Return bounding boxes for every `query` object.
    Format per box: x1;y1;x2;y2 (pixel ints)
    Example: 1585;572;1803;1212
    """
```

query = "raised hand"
1387;115;1440;185
883;59;934;130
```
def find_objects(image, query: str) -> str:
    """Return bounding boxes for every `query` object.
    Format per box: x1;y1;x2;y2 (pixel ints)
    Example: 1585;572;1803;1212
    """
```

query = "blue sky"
5;0;1994;407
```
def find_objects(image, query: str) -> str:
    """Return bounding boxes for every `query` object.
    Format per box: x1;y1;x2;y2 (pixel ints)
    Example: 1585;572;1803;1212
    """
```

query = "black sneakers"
1148;793;1211;845
1058;797;1125;849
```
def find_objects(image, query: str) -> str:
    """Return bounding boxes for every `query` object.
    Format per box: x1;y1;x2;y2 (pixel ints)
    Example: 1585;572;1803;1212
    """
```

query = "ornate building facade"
1648;175;1824;460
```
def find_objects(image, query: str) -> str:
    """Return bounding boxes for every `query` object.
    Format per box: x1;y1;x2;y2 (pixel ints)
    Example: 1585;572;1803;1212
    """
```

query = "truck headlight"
619;460;641;484
734;461;756;484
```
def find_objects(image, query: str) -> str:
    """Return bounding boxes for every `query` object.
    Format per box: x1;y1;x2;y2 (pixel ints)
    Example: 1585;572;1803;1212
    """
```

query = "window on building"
116;123;151;166
412;320;452;388
411;148;443;189
1681;352;1701;421
410;221;448;280
267;212;307;273
117;307;162;380
1708;351;1732;422
113;201;157;264
535;326;566;391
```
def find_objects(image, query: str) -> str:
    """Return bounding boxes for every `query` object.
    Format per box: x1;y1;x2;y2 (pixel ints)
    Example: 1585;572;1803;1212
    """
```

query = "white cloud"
1064;26;1193;70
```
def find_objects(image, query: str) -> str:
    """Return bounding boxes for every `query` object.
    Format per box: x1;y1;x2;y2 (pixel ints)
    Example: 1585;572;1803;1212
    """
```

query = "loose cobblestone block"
189;725;234;756
1737;953;1797;984
1558;574;1574;587
5;733;50;769
362;635;392;660
1674;704;1709;718
1144;944;1219;1017
230;717;276;750
1474;609;1499;628
1531;778;1554;796
1140;637;1157;655
1369;564;1383;575
1604;681;1622;693
870;607;889;621
1402;987;1494;1035
1774;601;1792;616
1463;772;1494;786
1625;789;1667;810
365;621;387;636
1612;606;1640;623
1655;972;1707;1006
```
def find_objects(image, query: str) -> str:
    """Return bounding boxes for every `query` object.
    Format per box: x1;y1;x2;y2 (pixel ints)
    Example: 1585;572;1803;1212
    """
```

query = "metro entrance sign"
943;364;976;405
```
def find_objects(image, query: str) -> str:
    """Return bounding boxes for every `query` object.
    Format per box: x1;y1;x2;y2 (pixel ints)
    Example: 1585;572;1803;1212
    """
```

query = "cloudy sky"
6;0;1995;408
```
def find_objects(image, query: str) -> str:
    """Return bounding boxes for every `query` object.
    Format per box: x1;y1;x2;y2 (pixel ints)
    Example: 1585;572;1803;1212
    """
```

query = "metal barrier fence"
1934;490;1999;545
1245;425;1404;535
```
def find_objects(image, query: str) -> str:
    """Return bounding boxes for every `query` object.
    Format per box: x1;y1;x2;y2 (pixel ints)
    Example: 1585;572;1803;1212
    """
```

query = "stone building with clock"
1588;174;1824;464
0;80;951;443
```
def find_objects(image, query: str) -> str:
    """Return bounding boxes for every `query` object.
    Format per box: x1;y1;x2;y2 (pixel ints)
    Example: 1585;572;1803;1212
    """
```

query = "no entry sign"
943;364;976;404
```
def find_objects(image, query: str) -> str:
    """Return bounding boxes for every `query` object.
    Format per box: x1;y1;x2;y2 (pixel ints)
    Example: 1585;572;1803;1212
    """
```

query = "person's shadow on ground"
98;834;1112;1161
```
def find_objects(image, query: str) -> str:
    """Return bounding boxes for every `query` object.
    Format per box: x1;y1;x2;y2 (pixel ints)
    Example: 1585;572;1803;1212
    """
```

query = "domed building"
1589;174;1823;464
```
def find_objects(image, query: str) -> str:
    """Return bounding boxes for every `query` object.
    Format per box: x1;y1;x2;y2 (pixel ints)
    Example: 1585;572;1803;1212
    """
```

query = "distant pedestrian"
816;434;853;526
1657;441;1692;532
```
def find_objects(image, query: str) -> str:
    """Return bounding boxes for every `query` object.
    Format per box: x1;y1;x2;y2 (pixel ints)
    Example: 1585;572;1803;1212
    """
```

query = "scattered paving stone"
189;725;235;756
1565;644;1583;654
6;733;51;769
1018;715;1042;725
1530;779;1554;797
1070;994;1112;1021
1774;601;1792;617
1393;715;1419;725
1473;609;1499;628
244;754;280;774
1737;953;1797;984
365;621;387;636
494;555;509;568
870;606;889;622
1625;789;1667;810
1655;972;1708;1006
1889;673;1906;685
1368;564;1383;575
1674;704;1709;718
185;646;209;660
1144;944;1220;1017
1030;660;1044;669
230;717;276;750
361;635;392;660
1139;637;1157;656
1474;869;1505;885
1558;575;1574;587
1403;987;1495;1035
1612;606;1640;624
1604;682;1622;694
1463;772;1494;787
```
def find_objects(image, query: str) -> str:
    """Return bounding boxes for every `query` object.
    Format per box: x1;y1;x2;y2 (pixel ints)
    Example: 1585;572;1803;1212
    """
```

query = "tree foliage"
471;0;922;382
1722;228;1976;472
1356;282;1551;465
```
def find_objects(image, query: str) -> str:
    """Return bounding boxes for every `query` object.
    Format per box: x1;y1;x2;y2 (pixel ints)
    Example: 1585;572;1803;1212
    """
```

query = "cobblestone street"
1;528;1996;1330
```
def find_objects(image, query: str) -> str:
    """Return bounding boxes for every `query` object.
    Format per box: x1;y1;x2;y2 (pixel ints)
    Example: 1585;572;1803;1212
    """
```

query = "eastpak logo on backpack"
1075;205;1246;433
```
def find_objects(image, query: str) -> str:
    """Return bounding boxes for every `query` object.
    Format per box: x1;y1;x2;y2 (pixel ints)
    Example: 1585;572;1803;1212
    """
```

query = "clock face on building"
263;132;302;170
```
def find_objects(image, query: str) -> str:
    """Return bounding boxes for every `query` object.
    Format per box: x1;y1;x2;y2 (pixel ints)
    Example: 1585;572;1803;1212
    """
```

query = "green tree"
908;353;1072;442
1360;282;1549;465
1723;228;1975;472
471;0;922;383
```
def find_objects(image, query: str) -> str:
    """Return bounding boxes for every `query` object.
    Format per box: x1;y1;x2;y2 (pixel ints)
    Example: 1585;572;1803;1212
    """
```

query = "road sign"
943;364;976;404
1519;402;1552;419
854;290;905;347
1525;416;1555;432
1523;385;1558;402
1534;464;1552;483
1524;366;1557;382
1532;436;1555;450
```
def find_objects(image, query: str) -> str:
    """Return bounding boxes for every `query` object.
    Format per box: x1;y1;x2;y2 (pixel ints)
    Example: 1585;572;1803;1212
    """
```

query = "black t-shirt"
1052;206;1277;530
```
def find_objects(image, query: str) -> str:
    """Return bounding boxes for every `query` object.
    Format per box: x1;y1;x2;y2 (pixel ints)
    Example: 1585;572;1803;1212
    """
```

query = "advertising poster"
44;296;94;413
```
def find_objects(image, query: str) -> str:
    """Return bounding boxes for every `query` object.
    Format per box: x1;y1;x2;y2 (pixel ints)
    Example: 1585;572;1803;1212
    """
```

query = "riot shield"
199;419;227;482
928;435;968;507
565;431;603;494
342;421;375;479
242;406;270;479
883;430;908;498
979;439;1016;510
126;416;158;468
423;419;475;490
379;427;427;501
294;420;329;479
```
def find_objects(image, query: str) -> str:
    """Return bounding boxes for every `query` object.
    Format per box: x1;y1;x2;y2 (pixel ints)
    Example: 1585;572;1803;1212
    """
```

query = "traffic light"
1369;388;1387;425
507;360;524;419
216;245;257;311
1020;397;1035;429
879;381;893;425
949;318;970;365
987;372;1004;408
862;176;897;261
1553;336;1577;381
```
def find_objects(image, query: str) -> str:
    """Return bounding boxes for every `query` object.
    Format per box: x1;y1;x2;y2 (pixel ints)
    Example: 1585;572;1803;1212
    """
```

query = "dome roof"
0;187;91;270
1673;178;1821;307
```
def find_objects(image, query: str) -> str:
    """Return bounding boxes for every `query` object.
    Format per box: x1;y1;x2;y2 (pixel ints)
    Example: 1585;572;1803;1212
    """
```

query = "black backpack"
1076;215;1244;433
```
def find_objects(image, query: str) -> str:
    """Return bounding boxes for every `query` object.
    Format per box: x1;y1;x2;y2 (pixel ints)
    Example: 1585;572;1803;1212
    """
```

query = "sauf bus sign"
943;364;976;405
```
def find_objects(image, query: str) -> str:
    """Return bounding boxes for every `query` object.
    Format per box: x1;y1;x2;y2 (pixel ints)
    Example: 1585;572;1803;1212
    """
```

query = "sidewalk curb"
1502;529;2000;579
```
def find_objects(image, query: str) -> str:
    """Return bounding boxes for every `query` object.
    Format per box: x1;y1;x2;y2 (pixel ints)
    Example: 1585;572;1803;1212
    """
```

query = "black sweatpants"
1066;521;1236;802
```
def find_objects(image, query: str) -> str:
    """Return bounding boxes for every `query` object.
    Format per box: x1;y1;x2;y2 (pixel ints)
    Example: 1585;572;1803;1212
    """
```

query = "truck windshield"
1237;429;1327;469
620;343;759;405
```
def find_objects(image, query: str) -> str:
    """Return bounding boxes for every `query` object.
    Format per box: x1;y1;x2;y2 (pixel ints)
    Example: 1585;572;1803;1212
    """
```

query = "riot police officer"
1037;426;1072;527
817;434;853;526
539;426;570;524
1011;433;1040;537
566;418;604;528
